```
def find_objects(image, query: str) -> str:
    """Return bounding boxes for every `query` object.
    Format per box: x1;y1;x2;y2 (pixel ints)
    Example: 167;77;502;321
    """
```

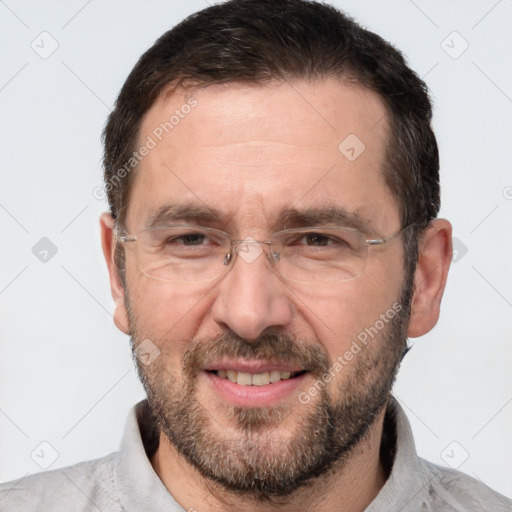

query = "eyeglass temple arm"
366;224;414;246
115;231;137;243
366;238;388;246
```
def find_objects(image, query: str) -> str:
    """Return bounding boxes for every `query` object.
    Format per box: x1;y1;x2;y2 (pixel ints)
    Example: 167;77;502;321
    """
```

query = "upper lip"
203;358;305;373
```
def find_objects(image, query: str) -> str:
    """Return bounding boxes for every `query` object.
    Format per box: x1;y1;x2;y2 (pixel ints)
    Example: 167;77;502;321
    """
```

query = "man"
1;0;509;510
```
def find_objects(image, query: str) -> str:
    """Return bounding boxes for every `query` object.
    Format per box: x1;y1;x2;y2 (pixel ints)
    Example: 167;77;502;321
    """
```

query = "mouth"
202;360;310;407
207;369;307;386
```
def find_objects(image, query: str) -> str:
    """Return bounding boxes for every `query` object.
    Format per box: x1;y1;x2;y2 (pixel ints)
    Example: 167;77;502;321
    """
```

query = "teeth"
215;369;298;385
236;371;252;385
252;372;270;386
269;370;281;383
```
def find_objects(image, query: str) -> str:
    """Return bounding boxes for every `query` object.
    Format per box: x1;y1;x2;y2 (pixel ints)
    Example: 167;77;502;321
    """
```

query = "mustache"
182;331;330;377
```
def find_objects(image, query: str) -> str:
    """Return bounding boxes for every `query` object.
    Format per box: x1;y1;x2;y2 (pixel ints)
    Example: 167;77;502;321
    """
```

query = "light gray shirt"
1;397;510;511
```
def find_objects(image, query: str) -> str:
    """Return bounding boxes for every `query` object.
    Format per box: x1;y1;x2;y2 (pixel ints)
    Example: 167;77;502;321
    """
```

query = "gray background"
1;0;511;499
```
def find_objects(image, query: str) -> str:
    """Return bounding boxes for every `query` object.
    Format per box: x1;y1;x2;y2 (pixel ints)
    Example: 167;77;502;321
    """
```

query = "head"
100;0;452;501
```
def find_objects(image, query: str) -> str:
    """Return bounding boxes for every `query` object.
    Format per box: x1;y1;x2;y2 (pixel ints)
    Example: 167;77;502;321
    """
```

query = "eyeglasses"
116;224;413;283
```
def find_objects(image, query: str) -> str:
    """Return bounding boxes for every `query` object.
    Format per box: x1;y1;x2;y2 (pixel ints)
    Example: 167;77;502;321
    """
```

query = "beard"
126;284;412;502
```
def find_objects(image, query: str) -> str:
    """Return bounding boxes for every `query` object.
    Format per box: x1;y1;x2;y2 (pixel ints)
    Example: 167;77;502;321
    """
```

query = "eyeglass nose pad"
223;253;232;266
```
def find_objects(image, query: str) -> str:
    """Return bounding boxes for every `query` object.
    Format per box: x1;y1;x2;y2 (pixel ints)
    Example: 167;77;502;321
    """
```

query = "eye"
170;233;207;246
296;232;351;248
303;233;332;246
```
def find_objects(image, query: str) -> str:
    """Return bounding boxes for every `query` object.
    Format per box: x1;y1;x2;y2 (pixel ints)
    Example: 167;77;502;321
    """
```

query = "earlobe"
99;213;131;335
407;219;452;338
113;301;131;335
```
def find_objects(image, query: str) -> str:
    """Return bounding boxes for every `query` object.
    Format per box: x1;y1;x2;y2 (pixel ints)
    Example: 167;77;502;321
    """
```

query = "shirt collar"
365;396;433;511
116;400;182;511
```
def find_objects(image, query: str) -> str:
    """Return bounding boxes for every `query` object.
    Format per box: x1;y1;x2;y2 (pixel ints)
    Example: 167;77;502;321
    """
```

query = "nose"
211;240;293;340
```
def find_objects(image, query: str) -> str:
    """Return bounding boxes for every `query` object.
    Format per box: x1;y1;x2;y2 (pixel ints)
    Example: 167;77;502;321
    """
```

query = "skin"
100;78;452;511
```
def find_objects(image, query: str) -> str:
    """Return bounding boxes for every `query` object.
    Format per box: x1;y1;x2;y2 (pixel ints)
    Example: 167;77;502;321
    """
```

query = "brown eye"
304;233;330;246
172;233;206;245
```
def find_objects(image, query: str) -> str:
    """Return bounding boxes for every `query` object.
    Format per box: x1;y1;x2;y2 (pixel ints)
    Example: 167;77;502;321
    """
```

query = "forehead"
125;78;398;234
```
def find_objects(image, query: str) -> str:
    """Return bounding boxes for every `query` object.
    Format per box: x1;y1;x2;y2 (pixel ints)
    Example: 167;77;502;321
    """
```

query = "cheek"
293;275;402;359
127;275;215;350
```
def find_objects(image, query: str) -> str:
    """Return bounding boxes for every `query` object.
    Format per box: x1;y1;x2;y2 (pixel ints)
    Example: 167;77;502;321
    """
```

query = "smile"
208;369;307;386
202;361;309;407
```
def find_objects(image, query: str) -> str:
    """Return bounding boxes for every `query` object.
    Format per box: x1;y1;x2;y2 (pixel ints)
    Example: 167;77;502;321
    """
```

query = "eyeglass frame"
114;222;416;283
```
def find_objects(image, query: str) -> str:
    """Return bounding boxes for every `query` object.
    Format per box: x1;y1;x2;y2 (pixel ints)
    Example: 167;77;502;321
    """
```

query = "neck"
150;406;390;512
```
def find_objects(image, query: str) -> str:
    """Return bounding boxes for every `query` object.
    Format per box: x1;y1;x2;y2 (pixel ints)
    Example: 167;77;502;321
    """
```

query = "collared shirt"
0;397;510;511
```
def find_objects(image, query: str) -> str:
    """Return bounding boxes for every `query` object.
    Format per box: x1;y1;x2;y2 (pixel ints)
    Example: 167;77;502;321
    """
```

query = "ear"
100;213;131;334
407;219;452;338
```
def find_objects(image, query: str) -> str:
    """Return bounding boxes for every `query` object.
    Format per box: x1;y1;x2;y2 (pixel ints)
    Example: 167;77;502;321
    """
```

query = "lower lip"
203;371;308;407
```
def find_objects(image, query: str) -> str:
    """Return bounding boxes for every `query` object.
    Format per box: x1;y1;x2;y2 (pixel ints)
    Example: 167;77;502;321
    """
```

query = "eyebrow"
145;203;225;228
144;202;373;234
277;206;373;233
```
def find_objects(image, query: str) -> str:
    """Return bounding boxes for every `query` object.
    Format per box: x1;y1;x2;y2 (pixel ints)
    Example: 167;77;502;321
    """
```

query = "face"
120;79;411;497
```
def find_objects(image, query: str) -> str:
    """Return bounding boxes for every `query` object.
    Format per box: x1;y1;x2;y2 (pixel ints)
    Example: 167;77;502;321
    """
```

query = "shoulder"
0;452;121;512
418;457;511;511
